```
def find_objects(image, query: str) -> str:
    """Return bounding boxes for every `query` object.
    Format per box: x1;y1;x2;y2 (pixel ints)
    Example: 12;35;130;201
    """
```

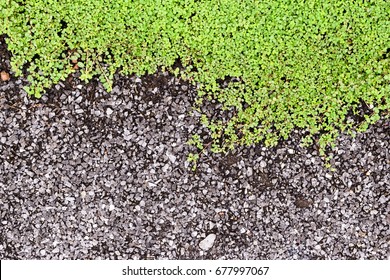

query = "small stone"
106;108;113;116
1;71;10;81
199;234;216;251
166;151;176;163
378;196;387;204
138;140;147;148
260;160;267;168
124;134;133;141
248;195;256;201
162;164;170;173
40;249;46;256
314;236;323;242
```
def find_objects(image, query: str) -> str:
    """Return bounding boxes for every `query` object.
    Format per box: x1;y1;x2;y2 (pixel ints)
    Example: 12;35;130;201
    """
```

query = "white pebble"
106;108;113;116
199;234;216;251
248;195;256;201
166;151;176;163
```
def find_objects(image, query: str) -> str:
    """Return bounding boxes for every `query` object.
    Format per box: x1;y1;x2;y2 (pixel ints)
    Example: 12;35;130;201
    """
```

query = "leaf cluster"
1;0;389;160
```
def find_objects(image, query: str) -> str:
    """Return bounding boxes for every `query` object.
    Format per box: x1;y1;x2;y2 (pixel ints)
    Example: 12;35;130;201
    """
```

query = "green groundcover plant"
1;0;389;166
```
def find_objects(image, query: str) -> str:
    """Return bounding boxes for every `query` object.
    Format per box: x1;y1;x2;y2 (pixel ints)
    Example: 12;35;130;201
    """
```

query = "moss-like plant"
1;0;389;164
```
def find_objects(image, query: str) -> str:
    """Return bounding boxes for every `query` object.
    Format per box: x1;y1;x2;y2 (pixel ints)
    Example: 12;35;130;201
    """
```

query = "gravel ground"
0;35;389;260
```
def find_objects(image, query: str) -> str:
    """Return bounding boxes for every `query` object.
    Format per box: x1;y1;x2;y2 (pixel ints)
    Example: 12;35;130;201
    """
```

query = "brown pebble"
1;71;10;81
295;197;313;208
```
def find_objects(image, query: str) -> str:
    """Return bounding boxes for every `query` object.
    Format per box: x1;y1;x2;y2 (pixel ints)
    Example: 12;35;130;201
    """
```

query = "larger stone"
199;234;216;251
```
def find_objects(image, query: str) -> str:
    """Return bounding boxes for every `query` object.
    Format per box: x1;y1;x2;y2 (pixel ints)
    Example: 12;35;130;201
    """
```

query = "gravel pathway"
0;36;389;260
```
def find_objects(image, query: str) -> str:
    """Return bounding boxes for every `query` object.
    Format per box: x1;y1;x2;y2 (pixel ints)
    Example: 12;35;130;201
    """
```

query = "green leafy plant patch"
1;0;389;162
